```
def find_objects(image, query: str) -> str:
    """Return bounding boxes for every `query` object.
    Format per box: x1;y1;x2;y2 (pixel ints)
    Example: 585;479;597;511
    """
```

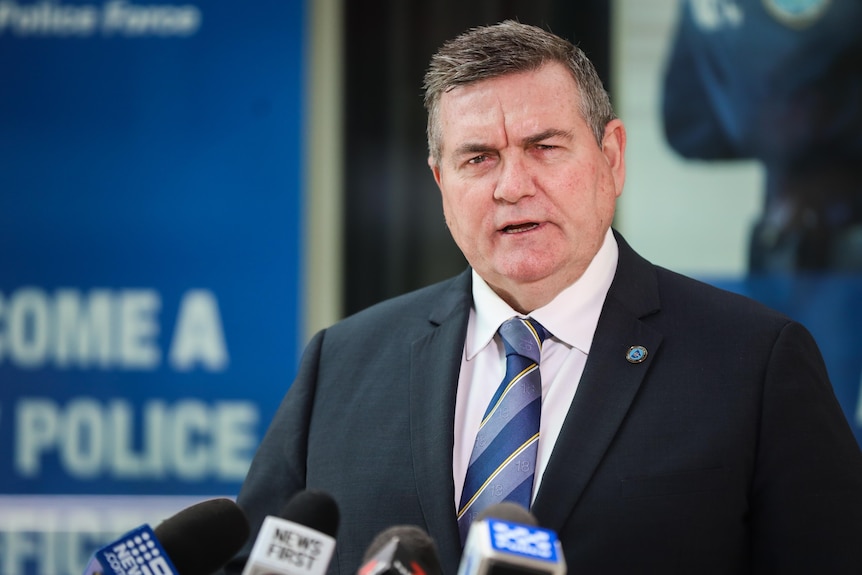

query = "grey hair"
423;20;616;166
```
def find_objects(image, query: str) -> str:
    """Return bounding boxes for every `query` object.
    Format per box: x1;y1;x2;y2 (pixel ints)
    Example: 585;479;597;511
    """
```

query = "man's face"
429;62;626;312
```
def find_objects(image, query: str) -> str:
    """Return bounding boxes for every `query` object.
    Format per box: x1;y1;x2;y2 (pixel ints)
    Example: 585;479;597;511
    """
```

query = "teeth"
504;223;538;233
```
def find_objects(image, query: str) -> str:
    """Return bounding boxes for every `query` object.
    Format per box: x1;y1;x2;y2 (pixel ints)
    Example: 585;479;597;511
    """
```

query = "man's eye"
468;154;488;164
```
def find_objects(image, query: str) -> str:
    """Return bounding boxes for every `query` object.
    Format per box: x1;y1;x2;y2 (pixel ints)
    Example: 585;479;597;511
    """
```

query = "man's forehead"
441;62;577;97
439;65;579;118
437;67;582;149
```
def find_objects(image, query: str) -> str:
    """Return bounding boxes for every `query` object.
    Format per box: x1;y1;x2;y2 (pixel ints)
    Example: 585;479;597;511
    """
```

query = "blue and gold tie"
457;316;550;543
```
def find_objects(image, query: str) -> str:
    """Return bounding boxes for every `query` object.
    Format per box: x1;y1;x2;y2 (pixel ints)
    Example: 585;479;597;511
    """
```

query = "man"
228;21;862;574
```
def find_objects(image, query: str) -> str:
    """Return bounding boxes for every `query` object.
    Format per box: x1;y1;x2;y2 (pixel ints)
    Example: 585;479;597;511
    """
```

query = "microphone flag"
241;515;336;575
458;518;565;575
84;525;179;575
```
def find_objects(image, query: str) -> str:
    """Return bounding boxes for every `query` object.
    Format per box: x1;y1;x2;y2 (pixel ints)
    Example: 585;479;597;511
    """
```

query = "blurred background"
1;1;860;574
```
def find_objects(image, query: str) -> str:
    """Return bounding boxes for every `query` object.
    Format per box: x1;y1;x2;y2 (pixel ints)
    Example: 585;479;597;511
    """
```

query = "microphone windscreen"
476;502;538;526
279;489;340;537
154;497;250;575
361;525;442;575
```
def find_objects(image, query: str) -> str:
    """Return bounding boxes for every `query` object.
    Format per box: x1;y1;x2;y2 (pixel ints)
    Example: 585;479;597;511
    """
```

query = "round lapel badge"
626;345;648;364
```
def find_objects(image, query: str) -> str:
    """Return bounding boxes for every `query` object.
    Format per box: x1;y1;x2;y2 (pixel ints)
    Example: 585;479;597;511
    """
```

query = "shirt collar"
466;228;619;359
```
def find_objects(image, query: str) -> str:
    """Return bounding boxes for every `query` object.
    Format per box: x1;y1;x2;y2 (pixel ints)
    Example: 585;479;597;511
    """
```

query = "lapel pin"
626;345;648;364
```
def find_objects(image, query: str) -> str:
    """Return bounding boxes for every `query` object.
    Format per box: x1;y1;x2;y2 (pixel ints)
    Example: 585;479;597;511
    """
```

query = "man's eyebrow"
451;129;573;158
521;128;573;146
453;142;495;157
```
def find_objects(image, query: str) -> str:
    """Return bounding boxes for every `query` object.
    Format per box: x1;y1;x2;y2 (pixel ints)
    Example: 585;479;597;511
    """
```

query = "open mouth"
502;222;540;234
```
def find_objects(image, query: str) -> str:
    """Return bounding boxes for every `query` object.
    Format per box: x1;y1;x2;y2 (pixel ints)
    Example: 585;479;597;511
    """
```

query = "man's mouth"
502;222;540;234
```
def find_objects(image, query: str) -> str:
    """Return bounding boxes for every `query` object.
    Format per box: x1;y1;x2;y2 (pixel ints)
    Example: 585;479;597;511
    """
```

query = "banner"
0;1;306;573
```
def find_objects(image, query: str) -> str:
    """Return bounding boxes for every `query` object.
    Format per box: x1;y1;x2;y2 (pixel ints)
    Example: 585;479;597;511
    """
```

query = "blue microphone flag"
85;525;179;575
486;519;560;564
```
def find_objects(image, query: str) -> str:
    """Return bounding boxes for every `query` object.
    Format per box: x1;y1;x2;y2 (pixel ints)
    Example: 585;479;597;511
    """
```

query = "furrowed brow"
521;128;573;147
453;142;495;157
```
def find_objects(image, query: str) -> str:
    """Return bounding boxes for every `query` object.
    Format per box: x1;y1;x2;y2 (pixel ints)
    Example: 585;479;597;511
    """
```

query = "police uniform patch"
763;0;831;28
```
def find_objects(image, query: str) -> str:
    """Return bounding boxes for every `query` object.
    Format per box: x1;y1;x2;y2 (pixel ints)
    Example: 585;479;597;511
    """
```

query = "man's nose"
493;154;537;203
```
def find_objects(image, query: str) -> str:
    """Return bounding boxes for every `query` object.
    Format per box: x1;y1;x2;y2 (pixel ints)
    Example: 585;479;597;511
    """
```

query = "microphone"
457;503;566;575
84;497;251;575
356;525;442;575
476;503;537;526
240;489;340;575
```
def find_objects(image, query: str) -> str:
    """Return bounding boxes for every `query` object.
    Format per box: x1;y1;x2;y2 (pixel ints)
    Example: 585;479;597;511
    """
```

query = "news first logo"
264;527;324;570
243;517;336;575
96;526;177;575
487;520;558;563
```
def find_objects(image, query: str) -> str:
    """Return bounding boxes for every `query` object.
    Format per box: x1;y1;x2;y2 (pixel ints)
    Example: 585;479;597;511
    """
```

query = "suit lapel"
409;270;472;569
532;233;663;531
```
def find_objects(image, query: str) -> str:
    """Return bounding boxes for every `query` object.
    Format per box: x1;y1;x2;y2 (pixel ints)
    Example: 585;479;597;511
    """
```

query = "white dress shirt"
453;228;619;509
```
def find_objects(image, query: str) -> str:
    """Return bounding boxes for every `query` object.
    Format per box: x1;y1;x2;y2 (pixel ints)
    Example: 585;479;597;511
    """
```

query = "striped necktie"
457;316;550;543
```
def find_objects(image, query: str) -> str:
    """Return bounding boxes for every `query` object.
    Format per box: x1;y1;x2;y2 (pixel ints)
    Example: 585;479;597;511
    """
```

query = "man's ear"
601;118;626;198
428;155;443;188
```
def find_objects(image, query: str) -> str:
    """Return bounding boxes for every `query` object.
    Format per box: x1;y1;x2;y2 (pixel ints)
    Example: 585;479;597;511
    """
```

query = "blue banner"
0;1;306;572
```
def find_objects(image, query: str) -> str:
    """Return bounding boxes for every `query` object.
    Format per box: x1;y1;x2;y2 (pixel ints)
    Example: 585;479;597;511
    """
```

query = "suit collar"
606;229;661;318
410;269;472;569
427;268;473;326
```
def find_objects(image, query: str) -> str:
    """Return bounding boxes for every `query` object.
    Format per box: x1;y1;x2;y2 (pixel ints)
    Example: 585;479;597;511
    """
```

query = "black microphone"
240;489;340;575
457;503;566;575
83;497;250;575
476;503;537;526
356;525;442;575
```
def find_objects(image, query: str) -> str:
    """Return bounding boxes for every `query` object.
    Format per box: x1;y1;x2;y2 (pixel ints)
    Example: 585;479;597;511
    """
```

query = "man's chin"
496;258;559;283
485;263;562;294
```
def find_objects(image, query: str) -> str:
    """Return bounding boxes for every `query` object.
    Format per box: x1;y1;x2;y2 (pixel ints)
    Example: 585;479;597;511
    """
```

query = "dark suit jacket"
229;232;862;574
